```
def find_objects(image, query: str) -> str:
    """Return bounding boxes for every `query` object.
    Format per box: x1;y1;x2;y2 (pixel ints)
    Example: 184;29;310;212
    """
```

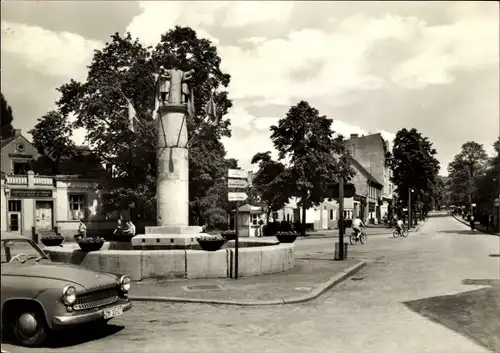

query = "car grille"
73;288;119;311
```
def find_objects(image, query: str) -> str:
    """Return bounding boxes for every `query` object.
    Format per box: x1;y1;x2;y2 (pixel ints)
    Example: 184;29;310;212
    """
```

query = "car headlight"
120;275;131;292
62;285;76;305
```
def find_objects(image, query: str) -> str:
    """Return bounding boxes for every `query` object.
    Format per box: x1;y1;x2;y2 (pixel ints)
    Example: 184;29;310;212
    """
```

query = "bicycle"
392;226;409;238
349;229;367;245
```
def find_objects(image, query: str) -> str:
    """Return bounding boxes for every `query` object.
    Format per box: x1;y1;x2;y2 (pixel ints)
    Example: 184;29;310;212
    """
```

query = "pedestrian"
75;218;87;241
123;220;136;237
258;218;264;237
469;213;475;231
113;219;123;236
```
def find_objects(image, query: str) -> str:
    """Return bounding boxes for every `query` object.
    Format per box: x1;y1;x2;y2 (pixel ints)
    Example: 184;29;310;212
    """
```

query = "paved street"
3;213;499;353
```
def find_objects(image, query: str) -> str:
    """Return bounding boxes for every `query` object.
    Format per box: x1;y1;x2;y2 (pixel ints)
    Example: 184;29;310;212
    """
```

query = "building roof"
350;157;383;188
0;136;16;149
233;204;264;213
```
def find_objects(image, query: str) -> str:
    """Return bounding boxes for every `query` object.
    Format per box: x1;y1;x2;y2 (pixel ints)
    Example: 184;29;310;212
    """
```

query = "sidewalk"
129;258;366;305
451;215;500;236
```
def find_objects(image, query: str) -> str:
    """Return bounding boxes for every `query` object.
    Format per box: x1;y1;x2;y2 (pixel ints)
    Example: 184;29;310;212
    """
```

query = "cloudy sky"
1;1;499;175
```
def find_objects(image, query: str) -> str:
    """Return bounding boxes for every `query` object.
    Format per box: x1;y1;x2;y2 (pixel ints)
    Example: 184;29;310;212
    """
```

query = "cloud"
1;21;103;80
391;2;499;89
221;1;295;28
1;1;497;178
222;105;397;172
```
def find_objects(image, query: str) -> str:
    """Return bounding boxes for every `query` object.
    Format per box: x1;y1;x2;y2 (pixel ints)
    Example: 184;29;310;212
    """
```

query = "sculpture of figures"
155;66;171;105
154;67;195;109
181;69;194;104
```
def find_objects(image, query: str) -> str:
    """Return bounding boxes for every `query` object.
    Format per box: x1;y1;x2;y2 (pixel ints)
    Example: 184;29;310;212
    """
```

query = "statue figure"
155;66;171;105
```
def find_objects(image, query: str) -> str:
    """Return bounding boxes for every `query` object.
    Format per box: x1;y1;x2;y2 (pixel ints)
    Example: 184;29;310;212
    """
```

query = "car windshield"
1;239;47;264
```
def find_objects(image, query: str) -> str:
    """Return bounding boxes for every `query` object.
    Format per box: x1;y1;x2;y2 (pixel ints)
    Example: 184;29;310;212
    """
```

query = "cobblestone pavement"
3;214;499;353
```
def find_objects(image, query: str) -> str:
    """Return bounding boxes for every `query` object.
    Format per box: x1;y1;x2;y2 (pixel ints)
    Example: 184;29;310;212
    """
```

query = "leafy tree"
54;28;234;225
386;128;440;215
250;151;291;221
447;141;488;209
28;111;77;174
466;138;499;209
269;101;354;236
432;175;447;210
1;92;15;139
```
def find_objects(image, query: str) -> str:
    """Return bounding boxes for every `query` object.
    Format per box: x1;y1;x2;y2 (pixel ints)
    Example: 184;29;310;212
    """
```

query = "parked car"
1;233;133;347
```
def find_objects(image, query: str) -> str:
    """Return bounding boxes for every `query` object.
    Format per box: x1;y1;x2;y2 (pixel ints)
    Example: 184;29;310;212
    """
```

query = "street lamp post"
408;188;414;228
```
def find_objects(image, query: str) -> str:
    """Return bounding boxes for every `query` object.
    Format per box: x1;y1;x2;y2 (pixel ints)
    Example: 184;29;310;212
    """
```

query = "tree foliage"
33;27;235;225
447;141;489;207
267;100;354;235
1;92;15;139
448;139;499;209
250;151;291;219
28;110;77;173
386;128;440;213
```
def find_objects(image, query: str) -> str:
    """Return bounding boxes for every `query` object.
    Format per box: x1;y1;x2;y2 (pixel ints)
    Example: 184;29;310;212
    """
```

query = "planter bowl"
197;239;225;251
78;241;104;252
41;238;64;247
276;233;298;243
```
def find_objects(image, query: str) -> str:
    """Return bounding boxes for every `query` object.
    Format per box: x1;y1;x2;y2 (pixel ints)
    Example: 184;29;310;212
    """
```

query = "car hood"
2;262;119;291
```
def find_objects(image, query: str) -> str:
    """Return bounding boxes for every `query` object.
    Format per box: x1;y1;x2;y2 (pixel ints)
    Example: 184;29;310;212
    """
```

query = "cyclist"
352;217;366;241
395;218;404;236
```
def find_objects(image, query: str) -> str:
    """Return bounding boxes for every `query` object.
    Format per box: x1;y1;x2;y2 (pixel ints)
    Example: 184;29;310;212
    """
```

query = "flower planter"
276;232;298;243
77;238;105;252
197;239;225;251
41;238;64;247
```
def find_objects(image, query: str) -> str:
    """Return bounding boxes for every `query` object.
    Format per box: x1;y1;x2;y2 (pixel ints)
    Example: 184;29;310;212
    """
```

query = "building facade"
1;130;112;240
345;133;394;223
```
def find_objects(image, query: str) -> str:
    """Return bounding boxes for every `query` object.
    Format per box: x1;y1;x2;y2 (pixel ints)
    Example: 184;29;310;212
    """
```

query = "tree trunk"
301;195;307;237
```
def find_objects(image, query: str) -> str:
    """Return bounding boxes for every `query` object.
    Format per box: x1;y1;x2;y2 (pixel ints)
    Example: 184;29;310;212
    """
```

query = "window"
272;212;278;221
69;194;85;220
13;161;29;175
329;209;334;220
8;200;21;212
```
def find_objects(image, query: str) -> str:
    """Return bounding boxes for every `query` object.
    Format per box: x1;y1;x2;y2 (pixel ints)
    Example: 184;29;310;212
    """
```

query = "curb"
129;260;367;306
451;215;500;237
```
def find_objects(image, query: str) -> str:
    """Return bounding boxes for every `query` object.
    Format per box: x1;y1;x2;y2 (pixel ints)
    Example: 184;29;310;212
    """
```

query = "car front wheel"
12;307;48;347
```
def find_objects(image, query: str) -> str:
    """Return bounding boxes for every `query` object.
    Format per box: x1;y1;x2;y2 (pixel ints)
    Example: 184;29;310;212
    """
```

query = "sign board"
228;179;248;188
471;203;476;207
228;192;248;202
10;189;52;198
228;169;248;179
403;208;408;211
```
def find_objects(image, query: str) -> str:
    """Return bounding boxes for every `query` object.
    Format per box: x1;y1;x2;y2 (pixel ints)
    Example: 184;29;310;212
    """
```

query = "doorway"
35;201;54;230
8;200;22;233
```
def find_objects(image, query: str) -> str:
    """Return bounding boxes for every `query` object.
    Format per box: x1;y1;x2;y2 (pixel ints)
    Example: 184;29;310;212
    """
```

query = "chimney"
350;133;359;139
14;129;21;137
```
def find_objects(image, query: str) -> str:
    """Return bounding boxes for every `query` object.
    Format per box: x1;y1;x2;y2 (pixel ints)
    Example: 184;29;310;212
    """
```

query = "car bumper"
52;300;132;326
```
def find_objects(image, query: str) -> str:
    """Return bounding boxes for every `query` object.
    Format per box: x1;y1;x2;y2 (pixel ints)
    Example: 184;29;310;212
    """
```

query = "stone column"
132;68;203;250
156;104;189;227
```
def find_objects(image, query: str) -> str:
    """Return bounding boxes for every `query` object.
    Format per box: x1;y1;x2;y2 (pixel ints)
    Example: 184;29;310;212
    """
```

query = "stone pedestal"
132;226;204;250
133;103;205;249
156;105;189;227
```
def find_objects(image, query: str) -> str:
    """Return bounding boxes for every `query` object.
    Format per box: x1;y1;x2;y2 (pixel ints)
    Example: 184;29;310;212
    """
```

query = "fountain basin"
44;238;294;280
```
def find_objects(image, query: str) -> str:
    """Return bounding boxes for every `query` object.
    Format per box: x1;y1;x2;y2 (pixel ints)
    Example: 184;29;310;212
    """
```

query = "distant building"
0;130;112;240
345;133;395;223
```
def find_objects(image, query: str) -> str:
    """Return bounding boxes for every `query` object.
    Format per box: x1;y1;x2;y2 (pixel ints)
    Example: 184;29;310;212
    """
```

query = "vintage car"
1;233;133;347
